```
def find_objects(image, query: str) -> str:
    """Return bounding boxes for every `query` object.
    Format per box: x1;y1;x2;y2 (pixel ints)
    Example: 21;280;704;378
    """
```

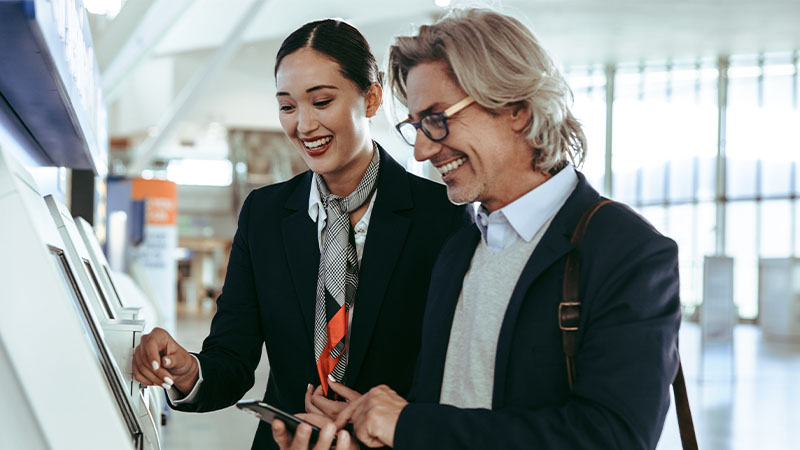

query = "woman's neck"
321;142;375;197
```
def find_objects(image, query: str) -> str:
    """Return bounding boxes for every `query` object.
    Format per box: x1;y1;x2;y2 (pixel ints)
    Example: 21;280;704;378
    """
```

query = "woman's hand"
306;377;362;421
132;327;198;394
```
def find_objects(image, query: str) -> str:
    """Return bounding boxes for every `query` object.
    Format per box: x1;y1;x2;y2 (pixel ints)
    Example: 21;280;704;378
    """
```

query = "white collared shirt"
308;174;377;262
474;164;578;253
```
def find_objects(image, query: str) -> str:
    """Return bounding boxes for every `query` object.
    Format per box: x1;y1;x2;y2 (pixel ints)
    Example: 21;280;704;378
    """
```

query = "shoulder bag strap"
560;199;698;450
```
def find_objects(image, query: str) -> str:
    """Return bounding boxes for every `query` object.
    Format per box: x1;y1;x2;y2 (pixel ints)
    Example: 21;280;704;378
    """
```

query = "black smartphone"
236;399;334;446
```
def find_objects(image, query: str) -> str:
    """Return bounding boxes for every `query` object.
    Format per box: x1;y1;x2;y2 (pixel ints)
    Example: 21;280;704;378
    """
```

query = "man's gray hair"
388;8;586;173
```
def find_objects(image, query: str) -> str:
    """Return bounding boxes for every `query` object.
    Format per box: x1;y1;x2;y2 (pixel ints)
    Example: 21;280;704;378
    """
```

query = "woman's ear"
509;102;531;133
365;83;383;118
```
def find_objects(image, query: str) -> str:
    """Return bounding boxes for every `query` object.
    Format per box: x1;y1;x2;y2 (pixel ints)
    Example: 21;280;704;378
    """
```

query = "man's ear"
365;83;383;118
509;102;531;133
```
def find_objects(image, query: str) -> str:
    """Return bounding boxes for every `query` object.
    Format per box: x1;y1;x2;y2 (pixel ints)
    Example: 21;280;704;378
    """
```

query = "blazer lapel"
491;173;601;408
345;148;414;384
281;171;320;345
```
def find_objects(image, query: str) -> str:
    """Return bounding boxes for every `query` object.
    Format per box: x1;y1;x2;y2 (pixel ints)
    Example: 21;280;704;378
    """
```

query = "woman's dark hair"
275;19;382;93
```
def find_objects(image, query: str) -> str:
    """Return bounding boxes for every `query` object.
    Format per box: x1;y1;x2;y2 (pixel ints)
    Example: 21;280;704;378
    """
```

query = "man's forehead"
405;62;463;118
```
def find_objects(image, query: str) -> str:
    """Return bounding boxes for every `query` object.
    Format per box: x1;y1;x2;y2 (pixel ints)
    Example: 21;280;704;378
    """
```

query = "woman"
132;19;470;449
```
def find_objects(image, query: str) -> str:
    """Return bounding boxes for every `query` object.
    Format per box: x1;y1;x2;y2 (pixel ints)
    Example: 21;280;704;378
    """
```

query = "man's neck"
482;170;551;213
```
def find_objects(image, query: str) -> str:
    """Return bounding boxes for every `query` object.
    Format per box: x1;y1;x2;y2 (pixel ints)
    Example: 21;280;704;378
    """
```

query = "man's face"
405;61;534;212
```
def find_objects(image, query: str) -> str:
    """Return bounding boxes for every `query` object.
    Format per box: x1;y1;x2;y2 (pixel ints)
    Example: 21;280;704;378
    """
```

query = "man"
275;8;681;450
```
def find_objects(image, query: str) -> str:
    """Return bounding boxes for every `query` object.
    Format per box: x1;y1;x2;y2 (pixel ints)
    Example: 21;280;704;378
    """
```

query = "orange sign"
131;179;177;225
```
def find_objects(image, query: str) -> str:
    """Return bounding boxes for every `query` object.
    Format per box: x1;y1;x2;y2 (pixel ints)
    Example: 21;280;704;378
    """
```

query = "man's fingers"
327;378;361;402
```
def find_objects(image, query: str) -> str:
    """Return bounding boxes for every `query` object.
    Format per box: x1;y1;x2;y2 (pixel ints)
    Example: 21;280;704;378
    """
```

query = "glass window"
665;204;696;308
568;65;607;194
726;57;760;199
760;53;796;197
697;156;717;202
638;205;666;234
795;200;800;257
760;200;792;258
668;62;718;203
613;65;647;204
669;158;694;202
726;201;758;319
641;164;665;204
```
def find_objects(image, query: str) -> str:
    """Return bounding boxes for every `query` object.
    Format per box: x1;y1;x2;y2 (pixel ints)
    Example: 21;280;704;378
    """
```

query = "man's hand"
272;413;358;450
333;383;407;448
306;376;362;421
132;327;198;394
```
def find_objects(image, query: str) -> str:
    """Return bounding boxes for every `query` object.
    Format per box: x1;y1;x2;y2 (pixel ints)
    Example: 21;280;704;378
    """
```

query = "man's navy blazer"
171;147;470;449
395;172;682;450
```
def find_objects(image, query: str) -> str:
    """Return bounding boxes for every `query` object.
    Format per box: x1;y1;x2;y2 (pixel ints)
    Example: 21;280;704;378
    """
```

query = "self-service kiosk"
0;145;136;449
45;195;161;450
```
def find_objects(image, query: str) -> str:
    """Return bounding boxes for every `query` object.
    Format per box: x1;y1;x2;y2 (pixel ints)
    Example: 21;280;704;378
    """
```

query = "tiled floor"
161;314;800;450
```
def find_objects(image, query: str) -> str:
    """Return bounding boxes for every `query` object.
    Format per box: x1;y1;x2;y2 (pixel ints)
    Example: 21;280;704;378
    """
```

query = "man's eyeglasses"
395;96;475;146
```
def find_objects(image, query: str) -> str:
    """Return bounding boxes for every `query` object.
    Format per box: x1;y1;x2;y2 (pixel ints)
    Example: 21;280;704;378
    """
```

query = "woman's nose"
297;108;318;134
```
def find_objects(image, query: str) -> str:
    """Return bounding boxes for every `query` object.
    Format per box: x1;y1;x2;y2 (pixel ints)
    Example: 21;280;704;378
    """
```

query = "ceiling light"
435;0;451;8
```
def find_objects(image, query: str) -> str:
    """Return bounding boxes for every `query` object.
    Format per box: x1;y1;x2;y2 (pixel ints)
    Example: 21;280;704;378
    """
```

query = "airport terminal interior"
1;0;799;449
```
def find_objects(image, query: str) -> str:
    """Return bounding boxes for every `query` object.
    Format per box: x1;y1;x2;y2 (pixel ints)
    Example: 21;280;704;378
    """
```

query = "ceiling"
148;0;800;65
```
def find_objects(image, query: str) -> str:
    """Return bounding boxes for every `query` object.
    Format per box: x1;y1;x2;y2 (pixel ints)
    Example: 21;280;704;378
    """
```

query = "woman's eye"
314;99;332;107
280;105;294;112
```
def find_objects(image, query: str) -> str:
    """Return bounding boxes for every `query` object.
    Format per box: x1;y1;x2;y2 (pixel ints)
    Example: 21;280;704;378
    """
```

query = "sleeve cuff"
166;354;204;405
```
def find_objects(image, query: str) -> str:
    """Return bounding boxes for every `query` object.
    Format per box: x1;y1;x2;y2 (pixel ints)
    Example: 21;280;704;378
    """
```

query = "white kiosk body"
0;145;135;449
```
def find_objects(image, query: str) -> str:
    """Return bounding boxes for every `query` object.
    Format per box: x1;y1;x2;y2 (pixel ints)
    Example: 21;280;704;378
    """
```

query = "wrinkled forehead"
404;61;467;119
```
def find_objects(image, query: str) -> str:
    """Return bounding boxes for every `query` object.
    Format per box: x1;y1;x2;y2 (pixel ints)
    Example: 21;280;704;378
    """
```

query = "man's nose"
413;129;441;162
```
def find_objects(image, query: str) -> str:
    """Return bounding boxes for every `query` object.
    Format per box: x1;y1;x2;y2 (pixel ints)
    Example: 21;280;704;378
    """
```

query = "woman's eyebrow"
276;85;339;97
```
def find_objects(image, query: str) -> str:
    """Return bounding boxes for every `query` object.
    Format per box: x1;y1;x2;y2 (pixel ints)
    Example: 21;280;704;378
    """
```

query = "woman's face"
276;48;380;182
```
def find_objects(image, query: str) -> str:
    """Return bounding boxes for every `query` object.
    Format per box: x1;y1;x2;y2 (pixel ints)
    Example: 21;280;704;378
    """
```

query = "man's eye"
280;105;294;112
314;99;332;107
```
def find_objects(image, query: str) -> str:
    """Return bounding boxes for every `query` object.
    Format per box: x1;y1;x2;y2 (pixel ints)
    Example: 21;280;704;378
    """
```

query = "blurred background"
1;0;799;449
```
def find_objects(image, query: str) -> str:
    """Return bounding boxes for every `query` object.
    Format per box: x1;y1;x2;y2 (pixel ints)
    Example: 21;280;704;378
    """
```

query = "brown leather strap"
560;199;698;449
672;362;698;450
560;199;613;389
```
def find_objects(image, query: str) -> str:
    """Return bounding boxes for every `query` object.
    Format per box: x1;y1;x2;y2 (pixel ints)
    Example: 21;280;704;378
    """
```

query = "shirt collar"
474;164;578;243
308;174;324;223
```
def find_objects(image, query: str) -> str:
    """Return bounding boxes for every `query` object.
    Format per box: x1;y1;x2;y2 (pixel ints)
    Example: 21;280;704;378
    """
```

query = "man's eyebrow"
409;102;445;120
276;85;339;97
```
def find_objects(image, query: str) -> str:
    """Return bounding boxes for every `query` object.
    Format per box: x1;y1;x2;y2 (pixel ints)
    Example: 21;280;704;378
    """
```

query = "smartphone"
236;399;334;446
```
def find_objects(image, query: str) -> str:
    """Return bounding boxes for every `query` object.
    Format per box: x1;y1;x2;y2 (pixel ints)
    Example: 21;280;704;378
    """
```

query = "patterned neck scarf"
313;144;380;394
